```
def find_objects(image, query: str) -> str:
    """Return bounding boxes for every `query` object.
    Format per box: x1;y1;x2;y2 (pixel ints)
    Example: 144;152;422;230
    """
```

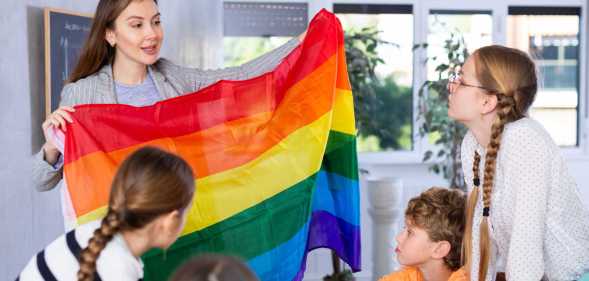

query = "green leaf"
423;150;433;162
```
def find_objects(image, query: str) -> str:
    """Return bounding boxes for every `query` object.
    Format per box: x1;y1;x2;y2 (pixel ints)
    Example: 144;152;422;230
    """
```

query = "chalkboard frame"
44;7;93;116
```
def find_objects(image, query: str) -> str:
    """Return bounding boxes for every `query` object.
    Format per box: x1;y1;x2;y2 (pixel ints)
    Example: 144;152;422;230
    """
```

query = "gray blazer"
32;38;299;191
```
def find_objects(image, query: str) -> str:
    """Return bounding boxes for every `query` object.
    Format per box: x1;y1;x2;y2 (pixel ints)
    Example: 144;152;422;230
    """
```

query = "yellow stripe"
181;112;332;234
77;206;107;225
331;89;356;135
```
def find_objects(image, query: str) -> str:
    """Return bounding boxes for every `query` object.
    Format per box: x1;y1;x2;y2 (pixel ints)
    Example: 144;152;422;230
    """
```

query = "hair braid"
476;96;512;281
462;151;481;273
77;210;122;281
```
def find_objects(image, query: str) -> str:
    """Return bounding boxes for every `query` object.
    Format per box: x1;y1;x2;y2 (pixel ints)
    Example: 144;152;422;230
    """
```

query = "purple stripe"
293;268;305;281
292;210;361;281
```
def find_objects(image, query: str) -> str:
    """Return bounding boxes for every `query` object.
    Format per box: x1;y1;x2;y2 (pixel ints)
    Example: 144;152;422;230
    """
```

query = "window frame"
222;0;589;164
506;5;586;156
334;3;416;154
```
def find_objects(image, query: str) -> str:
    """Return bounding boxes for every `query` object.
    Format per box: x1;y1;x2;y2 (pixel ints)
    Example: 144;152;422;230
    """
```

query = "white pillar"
367;177;403;280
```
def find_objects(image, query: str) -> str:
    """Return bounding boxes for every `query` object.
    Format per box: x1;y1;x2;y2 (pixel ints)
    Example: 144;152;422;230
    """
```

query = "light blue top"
114;72;162;107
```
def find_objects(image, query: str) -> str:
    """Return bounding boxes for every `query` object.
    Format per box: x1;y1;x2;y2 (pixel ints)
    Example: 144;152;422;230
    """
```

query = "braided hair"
77;146;194;281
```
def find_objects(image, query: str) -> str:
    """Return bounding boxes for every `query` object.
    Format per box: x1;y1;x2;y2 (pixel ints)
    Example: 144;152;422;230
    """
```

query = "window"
334;4;414;152
507;7;581;147
223;2;308;67
427;10;493;80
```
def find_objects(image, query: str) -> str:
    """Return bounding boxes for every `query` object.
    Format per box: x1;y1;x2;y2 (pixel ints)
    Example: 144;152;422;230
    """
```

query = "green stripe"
323;131;358;181
325;130;355;154
142;174;317;280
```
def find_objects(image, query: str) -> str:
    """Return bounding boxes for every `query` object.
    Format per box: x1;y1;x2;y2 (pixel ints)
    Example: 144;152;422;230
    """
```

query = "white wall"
0;1;223;279
1;2;97;278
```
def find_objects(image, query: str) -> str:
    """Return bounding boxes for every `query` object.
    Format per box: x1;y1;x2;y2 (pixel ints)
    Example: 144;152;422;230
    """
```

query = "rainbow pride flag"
62;10;359;281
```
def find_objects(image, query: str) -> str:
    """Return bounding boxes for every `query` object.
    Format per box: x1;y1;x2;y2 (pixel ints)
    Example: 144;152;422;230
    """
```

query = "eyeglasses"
447;73;495;93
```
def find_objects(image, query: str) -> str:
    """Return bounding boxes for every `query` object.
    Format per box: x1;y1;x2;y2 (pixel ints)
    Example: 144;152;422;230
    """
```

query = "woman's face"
106;0;163;66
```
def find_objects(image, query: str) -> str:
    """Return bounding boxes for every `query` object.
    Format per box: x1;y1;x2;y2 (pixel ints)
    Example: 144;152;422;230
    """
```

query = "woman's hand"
41;106;75;164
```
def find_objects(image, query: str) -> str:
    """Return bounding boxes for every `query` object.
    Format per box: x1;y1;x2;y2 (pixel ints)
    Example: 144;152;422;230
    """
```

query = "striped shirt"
18;220;143;281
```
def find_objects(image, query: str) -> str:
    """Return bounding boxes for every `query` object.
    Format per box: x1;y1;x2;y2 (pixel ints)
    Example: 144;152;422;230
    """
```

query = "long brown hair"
77;146;195;281
462;45;537;281
68;0;158;83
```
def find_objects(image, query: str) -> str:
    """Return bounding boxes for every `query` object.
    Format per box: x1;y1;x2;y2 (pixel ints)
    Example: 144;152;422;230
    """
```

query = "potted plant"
414;32;469;190
345;27;412;151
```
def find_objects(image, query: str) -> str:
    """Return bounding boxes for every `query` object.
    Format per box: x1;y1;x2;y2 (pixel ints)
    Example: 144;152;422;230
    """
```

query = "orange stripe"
336;46;352;90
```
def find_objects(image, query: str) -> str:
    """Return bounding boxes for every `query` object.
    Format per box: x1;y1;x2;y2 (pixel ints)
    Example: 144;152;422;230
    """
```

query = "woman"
20;146;195;280
448;45;589;280
33;0;303;192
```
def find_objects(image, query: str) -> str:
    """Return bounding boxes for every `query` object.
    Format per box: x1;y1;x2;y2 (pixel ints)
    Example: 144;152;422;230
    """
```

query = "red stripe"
64;10;344;164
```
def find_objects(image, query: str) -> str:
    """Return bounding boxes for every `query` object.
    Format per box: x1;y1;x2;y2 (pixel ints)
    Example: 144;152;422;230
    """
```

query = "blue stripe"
312;170;359;226
248;222;309;281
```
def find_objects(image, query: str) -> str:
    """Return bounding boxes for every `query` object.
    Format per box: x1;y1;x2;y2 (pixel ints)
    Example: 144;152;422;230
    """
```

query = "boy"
379;187;467;281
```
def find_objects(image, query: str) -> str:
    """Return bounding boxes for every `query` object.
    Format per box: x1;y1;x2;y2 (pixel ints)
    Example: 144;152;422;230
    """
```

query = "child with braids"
379;187;467;281
19;146;195;281
448;45;589;281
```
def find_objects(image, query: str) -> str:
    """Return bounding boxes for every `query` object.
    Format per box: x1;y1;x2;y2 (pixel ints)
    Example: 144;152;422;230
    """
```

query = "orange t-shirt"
378;266;468;281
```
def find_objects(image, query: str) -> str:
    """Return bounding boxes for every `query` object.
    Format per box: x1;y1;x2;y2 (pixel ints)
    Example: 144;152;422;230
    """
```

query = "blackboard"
44;8;92;116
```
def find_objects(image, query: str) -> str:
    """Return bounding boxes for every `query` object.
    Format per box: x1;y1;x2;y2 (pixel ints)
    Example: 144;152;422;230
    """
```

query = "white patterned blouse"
461;117;589;281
